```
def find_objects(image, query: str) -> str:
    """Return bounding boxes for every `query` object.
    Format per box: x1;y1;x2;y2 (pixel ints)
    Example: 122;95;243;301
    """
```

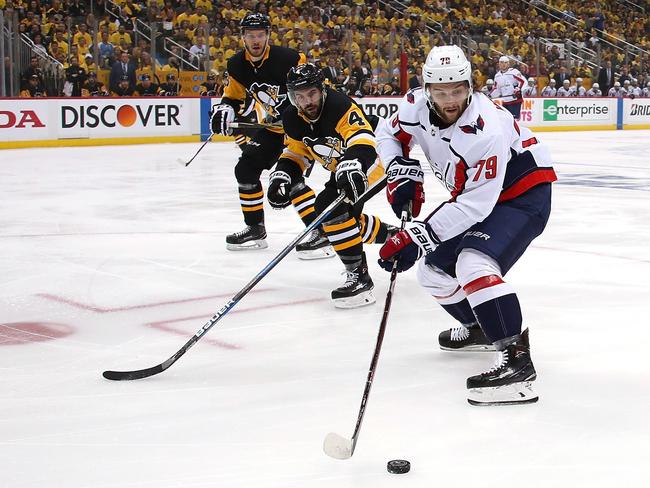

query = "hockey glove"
386;156;425;218
267;170;292;209
335;158;367;203
210;104;235;136
378;221;439;272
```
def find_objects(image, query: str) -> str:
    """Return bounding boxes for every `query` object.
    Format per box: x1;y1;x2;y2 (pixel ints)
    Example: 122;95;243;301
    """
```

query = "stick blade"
323;432;353;460
102;364;164;381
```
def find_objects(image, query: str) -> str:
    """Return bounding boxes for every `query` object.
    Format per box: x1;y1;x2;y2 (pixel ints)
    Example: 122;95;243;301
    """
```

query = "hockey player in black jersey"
81;72;109;97
267;63;395;308
111;75;134;96
135;74;160;96
200;73;220;96
210;13;321;253
159;73;180;96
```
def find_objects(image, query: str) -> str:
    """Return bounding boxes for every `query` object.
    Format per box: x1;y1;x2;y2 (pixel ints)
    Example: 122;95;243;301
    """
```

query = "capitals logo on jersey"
460;115;485;135
302;136;344;171
249;82;286;118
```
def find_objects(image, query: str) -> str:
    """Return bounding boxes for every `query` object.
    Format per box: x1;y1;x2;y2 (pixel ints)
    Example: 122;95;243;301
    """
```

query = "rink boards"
1;95;649;149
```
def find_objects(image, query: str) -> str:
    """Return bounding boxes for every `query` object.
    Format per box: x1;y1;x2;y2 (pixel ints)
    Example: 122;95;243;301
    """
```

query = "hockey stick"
102;176;387;381
230;121;282;130
177;134;213;167
323;207;410;460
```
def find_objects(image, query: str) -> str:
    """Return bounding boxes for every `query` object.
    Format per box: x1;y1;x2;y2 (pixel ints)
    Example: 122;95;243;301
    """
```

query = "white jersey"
585;88;602;97
629;87;642;98
569;86;586;97
376;89;556;241
492;68;527;104
556;86;572;97
522;86;537;97
608;87;627;98
540;86;556;97
642;88;650;98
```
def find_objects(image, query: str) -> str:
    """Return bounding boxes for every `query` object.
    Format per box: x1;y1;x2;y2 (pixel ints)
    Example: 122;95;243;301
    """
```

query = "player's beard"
301;99;322;120
436;100;466;124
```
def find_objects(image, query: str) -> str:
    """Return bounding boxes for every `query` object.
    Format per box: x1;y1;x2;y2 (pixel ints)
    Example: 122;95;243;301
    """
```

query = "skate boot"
466;328;538;406
296;228;335;260
226;224;268;251
439;322;495;352
331;253;375;309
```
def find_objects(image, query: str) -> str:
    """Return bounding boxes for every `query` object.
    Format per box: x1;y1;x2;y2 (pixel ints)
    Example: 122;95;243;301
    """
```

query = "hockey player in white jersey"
643;82;650;98
569;77;586;97
376;45;557;406
540;79;557;97
608;81;626;98
586;82;602;97
522;77;537;97
628;79;642;98
481;78;494;97
557;79;572;97
491;55;527;119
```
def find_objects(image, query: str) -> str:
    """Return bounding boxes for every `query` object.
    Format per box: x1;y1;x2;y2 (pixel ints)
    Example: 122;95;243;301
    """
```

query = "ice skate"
331;253;375;309
296;228;335;260
466;328;538;406
226;224;268;251
439;322;495;351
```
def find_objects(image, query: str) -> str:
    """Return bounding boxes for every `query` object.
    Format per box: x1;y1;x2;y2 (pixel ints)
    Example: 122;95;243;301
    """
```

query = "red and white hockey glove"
386;156;425;218
378;221;439;272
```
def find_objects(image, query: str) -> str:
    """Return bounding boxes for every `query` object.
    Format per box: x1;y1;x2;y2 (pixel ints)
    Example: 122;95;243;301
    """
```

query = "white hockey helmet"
623;79;630;85
576;77;583;83
422;45;473;108
563;79;570;85
549;79;556;85
499;55;509;63
528;76;535;84
486;78;494;86
592;82;599;89
614;81;621;87
647;81;650;87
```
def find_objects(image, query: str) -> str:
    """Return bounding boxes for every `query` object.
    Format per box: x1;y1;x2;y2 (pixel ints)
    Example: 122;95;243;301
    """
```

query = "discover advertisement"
58;98;193;138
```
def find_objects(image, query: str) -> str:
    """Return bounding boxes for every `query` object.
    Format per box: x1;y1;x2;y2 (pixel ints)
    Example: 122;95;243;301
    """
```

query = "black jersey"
277;88;378;180
221;45;306;124
135;83;160;96
159;82;180;96
200;82;219;96
81;81;108;97
112;85;135;96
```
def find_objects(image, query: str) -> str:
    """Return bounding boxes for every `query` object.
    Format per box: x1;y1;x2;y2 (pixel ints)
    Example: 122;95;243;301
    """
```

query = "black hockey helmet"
287;63;326;119
287;63;325;94
240;13;270;32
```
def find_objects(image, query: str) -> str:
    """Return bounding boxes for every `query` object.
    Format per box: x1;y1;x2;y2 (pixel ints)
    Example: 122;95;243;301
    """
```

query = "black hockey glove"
210;104;235;136
335;158;367;203
267;170;292;209
386;156;425;218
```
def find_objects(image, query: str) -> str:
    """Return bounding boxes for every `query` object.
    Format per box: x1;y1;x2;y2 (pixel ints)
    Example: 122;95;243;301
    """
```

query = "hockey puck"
387;459;410;474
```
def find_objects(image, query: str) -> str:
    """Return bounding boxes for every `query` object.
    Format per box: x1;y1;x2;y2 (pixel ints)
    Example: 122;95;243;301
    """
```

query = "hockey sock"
432;284;477;325
462;275;522;342
322;214;363;267
290;184;317;225
359;214;392;244
239;182;264;226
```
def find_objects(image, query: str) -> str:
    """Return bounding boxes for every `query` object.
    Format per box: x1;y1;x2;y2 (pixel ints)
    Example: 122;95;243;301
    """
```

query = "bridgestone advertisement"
623;99;650;127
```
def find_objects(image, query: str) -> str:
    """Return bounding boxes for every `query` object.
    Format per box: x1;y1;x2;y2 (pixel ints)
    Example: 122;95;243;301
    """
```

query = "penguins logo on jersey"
249;82;286;118
302;136;344;171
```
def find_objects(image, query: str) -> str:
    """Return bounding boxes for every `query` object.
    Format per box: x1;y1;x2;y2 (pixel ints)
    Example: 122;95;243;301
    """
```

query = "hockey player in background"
135;74;160;96
557;79;572;97
159;73;180;96
642;82;650;98
376;45;557;405
540;79;557;97
267;64;394;308
608;81;626;98
480;78;494;97
585;82;602;97
569;77;586;97
210;13;323;254
491;55;527;120
522;77;537;97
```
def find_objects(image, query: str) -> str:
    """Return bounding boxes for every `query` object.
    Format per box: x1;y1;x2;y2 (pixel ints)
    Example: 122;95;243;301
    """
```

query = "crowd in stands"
2;0;648;98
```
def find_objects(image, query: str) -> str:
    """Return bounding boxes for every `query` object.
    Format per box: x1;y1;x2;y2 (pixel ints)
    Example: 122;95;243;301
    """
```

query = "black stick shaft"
183;135;213;167
348;209;410;456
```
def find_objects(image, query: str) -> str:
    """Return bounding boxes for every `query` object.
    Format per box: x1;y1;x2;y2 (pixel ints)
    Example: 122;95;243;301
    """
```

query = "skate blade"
332;290;376;309
440;344;496;352
467;381;538;406
226;239;268;251
297;246;336;260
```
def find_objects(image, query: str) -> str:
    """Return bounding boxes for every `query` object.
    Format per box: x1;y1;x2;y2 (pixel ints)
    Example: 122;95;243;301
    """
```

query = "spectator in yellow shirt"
110;25;132;47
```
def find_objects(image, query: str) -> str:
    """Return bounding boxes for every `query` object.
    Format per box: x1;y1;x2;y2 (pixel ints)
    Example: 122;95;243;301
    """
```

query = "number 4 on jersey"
473;155;497;181
348;110;366;126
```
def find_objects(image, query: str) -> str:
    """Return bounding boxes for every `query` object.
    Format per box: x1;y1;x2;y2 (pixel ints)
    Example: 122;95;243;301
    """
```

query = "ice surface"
1;131;649;487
